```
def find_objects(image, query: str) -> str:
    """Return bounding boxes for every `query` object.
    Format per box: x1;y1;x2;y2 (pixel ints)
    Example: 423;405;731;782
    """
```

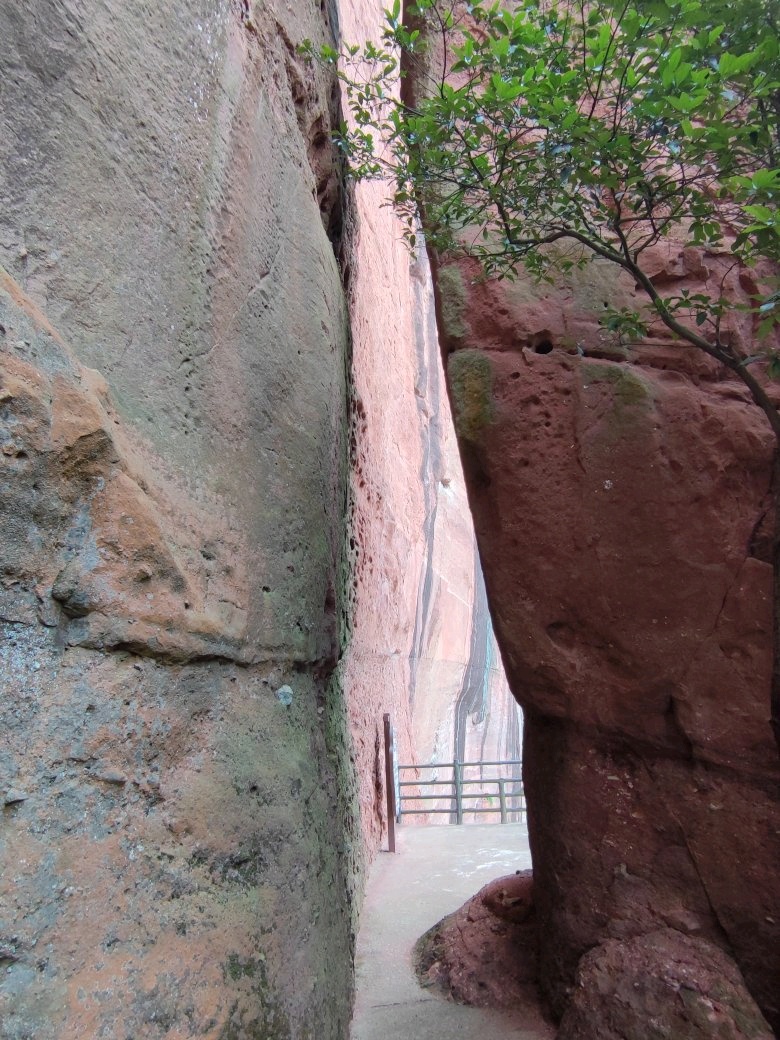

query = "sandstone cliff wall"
392;6;780;1031
337;0;519;848
441;248;780;1034
0;2;357;1037
10;0;775;1033
0;1;520;1036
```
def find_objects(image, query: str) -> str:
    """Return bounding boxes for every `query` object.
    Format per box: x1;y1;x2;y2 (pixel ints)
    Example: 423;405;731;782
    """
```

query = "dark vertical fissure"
449;554;490;821
408;259;444;709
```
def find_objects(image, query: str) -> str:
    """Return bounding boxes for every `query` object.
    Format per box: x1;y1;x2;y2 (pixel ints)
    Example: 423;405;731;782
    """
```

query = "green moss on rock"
448;350;494;442
583;362;652;440
220;953;291;1040
224;953;264;983
437;266;468;342
584;362;649;405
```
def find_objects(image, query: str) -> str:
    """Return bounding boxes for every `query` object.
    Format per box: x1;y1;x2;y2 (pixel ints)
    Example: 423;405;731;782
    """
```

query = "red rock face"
415;871;549;1022
558;929;775;1040
441;248;780;1033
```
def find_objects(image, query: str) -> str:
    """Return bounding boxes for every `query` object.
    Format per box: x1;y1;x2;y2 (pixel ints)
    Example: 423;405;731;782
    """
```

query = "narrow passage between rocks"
351;823;553;1040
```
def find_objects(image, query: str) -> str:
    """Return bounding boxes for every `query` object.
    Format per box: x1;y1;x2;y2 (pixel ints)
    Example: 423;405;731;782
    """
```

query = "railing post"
454;760;463;824
383;713;396;852
498;778;507;824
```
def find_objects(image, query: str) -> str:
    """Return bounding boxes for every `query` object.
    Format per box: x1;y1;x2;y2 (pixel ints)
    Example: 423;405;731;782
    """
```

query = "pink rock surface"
339;0;520;849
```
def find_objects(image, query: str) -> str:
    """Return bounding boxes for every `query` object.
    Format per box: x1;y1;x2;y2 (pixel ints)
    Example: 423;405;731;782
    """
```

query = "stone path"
351;822;555;1040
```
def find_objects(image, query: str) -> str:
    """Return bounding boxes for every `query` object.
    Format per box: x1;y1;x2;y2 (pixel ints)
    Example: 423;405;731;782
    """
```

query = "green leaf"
751;169;780;191
329;0;779;378
718;51;739;77
744;204;775;222
708;24;725;46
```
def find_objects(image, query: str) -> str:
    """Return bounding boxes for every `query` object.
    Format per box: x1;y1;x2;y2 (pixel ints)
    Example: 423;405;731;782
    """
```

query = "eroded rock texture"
558;930;774;1040
439;248;780;1035
0;0;520;1034
415;871;545;1015
0;2;357;1036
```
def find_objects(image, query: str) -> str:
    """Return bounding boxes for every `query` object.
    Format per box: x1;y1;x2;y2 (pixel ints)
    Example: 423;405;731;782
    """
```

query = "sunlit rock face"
338;1;520;848
438;248;780;1033
339;201;520;840
410;554;523;823
0;2;357;1036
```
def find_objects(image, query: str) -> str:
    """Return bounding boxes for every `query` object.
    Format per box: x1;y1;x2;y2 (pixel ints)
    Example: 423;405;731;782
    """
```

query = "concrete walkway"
351;823;555;1040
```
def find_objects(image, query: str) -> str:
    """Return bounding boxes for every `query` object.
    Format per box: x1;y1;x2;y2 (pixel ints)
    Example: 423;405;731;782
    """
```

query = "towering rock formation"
0;0;517;1036
337;0;519;848
0;2;358;1036
439;249;780;1035
378;5;780;1031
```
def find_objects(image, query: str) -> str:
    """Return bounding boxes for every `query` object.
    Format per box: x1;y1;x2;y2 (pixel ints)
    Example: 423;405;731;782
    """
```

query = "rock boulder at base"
558;929;774;1040
436;247;780;1034
414;869;552;1036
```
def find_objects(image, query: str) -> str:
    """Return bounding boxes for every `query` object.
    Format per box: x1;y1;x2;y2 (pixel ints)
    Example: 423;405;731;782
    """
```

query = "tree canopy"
310;0;779;355
304;0;780;750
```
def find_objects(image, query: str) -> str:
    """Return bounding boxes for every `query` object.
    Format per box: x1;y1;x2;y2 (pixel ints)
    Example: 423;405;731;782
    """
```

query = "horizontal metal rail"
398;778;522;788
398;805;520;814
400;791;524;799
396;759;525;825
398;760;521;770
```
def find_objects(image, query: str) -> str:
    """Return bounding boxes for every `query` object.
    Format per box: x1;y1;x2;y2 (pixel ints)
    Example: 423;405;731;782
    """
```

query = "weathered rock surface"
414;870;551;1029
438;245;780;1035
0;0;522;1035
340;226;519;837
0;1;358;1036
558;930;774;1040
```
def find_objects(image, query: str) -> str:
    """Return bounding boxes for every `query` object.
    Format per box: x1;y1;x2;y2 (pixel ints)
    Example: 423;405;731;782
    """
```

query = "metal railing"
396;759;525;824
